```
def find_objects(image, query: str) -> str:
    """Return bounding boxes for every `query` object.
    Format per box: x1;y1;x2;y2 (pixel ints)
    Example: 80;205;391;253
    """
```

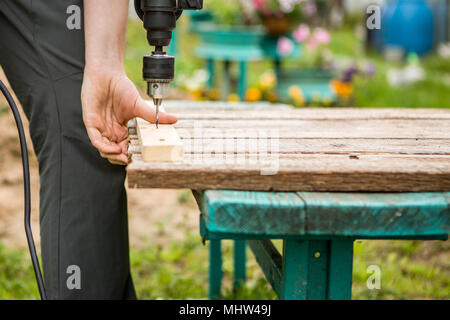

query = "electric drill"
134;0;203;128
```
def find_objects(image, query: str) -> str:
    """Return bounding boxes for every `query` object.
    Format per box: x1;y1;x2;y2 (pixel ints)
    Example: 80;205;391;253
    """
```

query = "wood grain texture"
128;101;450;192
136;118;184;162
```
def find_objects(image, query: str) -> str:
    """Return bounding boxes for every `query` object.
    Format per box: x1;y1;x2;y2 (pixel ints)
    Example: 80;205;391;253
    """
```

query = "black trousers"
0;0;136;299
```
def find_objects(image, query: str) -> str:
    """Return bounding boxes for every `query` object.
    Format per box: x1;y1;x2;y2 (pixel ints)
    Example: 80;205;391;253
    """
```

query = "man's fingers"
118;139;129;155
108;159;127;166
87;128;122;154
134;98;178;125
100;151;129;165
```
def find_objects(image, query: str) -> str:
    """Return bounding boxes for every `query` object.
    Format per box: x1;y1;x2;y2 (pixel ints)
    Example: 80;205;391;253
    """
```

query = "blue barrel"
383;0;434;55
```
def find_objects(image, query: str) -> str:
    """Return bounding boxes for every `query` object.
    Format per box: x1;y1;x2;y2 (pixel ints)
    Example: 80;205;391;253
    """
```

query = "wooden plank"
169;109;450;120
131;129;450;155
163;100;292;111
163;101;450;119
136;118;184;162
128;153;450;192
142;127;450;139
173;119;450;139
181;138;450;155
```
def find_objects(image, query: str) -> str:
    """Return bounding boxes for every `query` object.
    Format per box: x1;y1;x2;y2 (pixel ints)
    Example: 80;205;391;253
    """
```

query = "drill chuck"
143;54;175;82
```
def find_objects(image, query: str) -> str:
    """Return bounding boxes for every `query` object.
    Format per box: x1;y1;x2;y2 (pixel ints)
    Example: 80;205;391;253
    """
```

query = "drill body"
135;0;203;127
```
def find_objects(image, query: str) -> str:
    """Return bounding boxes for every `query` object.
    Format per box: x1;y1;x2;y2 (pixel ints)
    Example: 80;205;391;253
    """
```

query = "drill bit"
153;98;162;129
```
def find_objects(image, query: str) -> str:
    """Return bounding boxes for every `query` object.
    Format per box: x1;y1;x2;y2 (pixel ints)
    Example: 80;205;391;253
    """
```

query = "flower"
293;24;310;42
288;85;304;100
279;0;303;13
364;62;376;77
228;93;240;102
259;71;277;90
252;0;265;10
208;88;221;101
277;37;294;56
189;89;203;101
246;88;262;102
341;65;359;83
306;36;319;51
312;27;331;45
332;80;353;99
304;1;317;17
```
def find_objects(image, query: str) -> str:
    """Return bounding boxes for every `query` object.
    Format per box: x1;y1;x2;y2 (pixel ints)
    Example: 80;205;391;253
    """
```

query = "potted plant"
252;0;311;36
274;24;338;106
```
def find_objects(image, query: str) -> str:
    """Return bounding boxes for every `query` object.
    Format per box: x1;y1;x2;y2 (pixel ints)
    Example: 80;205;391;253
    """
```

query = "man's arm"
82;0;177;165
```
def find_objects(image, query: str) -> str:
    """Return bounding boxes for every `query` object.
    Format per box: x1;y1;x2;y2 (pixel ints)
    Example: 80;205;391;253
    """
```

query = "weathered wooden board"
127;101;450;192
136;118;184;162
180;138;450;154
162;101;450;119
170;109;450;120
171;119;450;139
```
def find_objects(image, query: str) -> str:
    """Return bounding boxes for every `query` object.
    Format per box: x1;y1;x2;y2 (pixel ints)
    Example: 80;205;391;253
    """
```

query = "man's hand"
81;68;177;165
82;0;177;166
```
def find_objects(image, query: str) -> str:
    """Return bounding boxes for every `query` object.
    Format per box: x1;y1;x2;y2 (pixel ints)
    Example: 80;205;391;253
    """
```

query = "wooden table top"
127;101;450;192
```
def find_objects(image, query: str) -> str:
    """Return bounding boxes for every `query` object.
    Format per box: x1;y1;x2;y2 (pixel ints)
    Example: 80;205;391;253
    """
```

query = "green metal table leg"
238;61;247;101
207;59;215;88
209;239;223;300
273;58;282;93
281;240;307;299
222;60;231;101
281;240;326;299
233;240;246;291
281;239;354;300
327;239;354;300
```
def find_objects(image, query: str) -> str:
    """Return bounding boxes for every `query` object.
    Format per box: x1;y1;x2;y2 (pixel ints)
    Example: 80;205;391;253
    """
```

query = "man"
0;0;177;299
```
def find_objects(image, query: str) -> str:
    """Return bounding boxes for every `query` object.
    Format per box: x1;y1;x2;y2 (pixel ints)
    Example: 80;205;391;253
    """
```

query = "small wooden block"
136;118;184;162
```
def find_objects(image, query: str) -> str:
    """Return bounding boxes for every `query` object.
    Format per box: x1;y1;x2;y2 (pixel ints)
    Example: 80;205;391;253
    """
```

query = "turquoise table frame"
195;35;301;101
193;190;449;300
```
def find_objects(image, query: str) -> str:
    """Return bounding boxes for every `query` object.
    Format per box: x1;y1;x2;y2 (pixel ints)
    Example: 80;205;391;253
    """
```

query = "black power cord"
0;80;47;300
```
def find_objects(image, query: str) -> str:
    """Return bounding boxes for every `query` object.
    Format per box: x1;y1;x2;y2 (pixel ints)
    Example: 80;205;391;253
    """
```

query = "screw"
314;252;321;259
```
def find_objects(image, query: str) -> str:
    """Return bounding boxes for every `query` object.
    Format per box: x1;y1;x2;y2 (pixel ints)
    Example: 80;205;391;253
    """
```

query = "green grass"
2;238;448;300
351;53;450;109
0;244;40;299
329;29;450;109
131;233;276;300
352;240;450;300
